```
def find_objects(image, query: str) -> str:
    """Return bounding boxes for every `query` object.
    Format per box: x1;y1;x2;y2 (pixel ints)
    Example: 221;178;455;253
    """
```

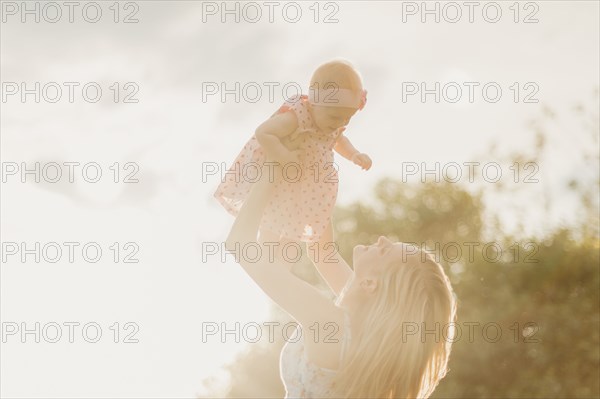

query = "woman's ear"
360;278;378;294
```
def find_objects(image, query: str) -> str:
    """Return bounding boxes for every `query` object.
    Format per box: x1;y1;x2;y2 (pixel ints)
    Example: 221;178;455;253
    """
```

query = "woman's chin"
353;244;365;259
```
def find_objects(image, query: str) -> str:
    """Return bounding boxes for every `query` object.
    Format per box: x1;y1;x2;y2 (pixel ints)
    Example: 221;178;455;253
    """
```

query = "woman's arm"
225;165;339;327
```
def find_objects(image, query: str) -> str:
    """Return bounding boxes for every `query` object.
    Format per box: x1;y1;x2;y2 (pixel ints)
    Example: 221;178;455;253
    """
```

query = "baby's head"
308;59;366;133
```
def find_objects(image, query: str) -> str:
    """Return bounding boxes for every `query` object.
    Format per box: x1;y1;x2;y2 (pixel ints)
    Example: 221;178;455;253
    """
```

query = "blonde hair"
330;249;458;399
310;59;364;95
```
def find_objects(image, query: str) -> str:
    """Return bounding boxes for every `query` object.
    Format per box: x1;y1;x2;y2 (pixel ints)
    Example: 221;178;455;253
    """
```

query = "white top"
279;312;351;398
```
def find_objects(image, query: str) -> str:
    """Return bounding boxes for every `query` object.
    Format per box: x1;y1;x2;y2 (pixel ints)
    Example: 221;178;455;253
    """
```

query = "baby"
215;59;371;246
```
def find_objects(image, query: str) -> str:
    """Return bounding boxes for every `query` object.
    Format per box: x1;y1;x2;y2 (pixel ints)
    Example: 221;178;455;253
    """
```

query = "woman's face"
352;236;417;280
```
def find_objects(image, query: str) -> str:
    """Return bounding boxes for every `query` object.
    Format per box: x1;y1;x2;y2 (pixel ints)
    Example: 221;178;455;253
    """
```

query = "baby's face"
309;104;358;133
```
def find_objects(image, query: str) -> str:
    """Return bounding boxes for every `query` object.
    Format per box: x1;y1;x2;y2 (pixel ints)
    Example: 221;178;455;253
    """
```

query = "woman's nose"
377;236;390;246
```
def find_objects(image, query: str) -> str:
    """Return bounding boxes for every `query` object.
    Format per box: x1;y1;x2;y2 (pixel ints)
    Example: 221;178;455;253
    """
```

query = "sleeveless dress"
279;312;351;398
213;94;343;243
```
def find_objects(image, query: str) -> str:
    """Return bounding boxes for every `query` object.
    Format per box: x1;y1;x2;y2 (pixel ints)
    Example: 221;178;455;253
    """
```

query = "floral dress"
214;94;343;242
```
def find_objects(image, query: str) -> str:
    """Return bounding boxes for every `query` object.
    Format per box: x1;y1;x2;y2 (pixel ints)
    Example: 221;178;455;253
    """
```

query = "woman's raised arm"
224;164;340;327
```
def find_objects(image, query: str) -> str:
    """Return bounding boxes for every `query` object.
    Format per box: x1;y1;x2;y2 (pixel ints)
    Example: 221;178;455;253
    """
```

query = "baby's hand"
351;152;372;171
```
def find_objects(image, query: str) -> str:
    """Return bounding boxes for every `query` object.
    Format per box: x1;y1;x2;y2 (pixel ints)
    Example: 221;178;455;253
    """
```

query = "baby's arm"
255;110;299;161
333;132;359;160
334;132;372;170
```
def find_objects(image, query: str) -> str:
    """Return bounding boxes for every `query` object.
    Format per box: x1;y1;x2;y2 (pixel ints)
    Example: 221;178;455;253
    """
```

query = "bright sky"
1;1;598;397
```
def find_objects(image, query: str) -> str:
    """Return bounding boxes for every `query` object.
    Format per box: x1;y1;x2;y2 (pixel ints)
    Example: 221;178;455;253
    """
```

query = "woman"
225;164;458;398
